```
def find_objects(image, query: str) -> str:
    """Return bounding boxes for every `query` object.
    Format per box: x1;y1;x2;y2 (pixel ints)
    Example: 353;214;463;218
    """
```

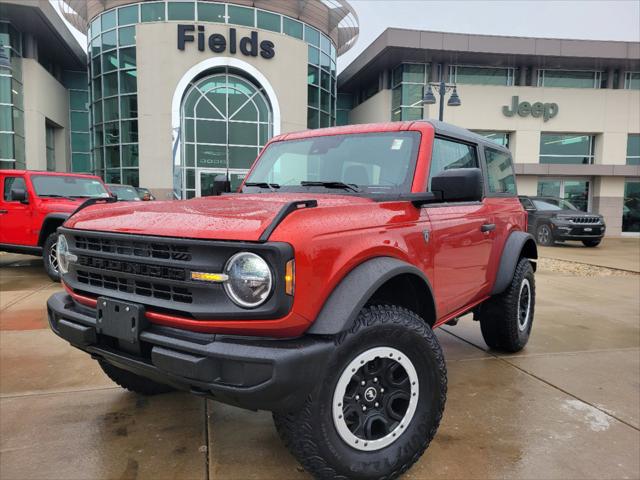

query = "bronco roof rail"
259;200;318;242
70;196;118;218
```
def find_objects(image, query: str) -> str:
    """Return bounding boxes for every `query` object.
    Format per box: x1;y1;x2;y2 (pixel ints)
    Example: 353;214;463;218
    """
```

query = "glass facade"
179;69;272;198
623;179;640;233
539;134;594;165
391;63;429;121
537;69;604;89
87;1;337;187
627;134;640;165
537;179;590;212
63;71;91;172
0;22;25;170
336;93;353;126
449;65;515;86
475;131;510;149
624;72;640;90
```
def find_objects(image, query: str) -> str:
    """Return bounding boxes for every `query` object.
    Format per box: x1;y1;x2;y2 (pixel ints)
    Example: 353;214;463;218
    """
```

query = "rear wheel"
98;360;174;395
479;258;535;353
582;239;601;247
43;232;60;282
536;224;554;246
273;305;447;480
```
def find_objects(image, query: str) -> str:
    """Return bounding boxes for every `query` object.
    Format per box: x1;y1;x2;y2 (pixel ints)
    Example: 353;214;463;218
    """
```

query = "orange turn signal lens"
285;259;295;296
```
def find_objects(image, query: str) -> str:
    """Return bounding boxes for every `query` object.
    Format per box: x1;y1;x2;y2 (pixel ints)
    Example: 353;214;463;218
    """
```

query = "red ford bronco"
0;170;110;281
48;121;537;479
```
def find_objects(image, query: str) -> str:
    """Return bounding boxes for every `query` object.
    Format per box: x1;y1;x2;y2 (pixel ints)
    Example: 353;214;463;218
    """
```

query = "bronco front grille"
76;269;193;304
77;255;187;281
569;216;600;224
75;235;192;261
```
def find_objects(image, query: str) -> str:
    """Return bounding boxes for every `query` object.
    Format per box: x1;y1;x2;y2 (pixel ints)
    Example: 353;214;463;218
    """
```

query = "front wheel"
582;239;601;247
536;224;554;246
273;305;447;480
43;232;60;282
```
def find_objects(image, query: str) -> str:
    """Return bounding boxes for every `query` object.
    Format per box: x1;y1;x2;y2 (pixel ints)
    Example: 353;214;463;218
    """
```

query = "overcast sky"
338;0;640;70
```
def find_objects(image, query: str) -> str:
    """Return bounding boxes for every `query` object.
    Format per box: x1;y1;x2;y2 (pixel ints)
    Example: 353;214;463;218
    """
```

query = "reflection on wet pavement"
1;251;638;479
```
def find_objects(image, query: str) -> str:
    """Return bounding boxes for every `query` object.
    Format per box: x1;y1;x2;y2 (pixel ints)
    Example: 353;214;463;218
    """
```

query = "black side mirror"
212;175;231;196
10;188;28;203
431;168;483;202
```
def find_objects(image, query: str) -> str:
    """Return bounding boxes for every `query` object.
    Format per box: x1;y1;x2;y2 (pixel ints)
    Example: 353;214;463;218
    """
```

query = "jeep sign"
502;96;558;122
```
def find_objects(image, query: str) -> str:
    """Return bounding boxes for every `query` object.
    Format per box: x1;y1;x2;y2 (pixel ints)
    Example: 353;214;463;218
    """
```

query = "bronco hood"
64;193;370;242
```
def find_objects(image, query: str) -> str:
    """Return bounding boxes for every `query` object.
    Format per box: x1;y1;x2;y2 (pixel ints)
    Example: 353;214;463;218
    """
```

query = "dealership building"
0;0;639;235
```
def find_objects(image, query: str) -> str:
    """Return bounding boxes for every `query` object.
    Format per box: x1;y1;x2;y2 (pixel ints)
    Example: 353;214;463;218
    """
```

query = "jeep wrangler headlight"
224;252;273;308
56;234;70;274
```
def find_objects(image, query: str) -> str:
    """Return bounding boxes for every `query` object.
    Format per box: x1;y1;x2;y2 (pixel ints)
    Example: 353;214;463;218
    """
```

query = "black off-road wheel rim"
517;278;532;332
332;347;419;451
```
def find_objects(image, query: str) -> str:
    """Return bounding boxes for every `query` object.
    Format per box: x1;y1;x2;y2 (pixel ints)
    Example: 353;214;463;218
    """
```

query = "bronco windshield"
31;175;110;198
243;131;420;194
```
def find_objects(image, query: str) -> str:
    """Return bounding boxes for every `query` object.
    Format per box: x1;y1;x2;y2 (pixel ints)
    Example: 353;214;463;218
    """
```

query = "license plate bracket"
96;297;147;344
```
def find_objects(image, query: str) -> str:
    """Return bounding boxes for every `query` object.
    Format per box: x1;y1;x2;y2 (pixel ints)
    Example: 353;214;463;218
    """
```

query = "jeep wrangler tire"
43;232;61;282
98;360;174;395
273;305;447;480
479;257;535;353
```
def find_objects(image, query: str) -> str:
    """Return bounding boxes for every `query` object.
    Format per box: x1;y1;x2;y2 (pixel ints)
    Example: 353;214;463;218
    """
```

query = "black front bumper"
47;292;332;412
551;223;605;241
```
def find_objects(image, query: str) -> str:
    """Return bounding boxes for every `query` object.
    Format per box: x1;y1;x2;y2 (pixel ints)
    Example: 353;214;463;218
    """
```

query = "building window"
537;179;590;212
46;124;55;171
64;71;91;173
537;69;604;89
88;2;339;186
627;134;640;165
539;133;595;165
623;179;640;233
484;147;516;194
0;21;24;170
449;65;515;86
428;138;478;189
474;131;510;149
624;72;640;90
336;93;353;126
179;69;272;198
391;63;429;122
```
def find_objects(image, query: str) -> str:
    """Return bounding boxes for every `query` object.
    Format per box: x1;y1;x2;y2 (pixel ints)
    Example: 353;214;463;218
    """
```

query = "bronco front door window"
243;131;421;194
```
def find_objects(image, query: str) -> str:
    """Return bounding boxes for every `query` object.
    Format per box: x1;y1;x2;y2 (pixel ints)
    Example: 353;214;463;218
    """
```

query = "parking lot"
1;239;639;480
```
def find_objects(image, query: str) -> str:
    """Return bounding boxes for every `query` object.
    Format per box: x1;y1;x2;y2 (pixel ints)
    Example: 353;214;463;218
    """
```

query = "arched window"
179;68;272;197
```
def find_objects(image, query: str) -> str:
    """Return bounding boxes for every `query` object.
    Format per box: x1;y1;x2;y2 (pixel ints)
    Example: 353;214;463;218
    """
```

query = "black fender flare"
491;231;538;295
306;256;436;335
38;213;69;246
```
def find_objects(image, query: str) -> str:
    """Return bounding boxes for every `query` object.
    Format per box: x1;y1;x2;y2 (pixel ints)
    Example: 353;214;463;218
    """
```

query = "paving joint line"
204;399;211;480
0;385;121;399
440;328;640;432
1;283;58;311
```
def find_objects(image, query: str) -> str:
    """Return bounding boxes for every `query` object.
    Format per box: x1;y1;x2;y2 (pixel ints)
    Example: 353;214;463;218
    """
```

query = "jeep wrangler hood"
63;193;370;242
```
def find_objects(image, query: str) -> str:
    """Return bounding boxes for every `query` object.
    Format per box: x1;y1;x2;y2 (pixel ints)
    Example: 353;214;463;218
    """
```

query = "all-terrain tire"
479;257;535;353
582;240;601;247
98;360;174;395
273;305;447;480
43;232;60;282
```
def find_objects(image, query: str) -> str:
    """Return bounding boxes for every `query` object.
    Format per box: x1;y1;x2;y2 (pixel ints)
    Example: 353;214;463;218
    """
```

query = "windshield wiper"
40;194;74;200
300;181;360;193
244;182;280;192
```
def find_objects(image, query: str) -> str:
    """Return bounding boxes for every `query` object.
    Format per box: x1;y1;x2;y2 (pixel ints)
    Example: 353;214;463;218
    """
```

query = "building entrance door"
196;168;248;197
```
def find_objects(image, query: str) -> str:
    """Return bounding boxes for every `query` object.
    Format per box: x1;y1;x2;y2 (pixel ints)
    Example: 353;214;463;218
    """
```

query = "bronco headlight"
56;234;71;274
223;252;273;308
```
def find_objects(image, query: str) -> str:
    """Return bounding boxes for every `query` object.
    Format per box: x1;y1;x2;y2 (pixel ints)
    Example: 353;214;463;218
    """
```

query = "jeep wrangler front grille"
74;235;192;261
76;269;193;304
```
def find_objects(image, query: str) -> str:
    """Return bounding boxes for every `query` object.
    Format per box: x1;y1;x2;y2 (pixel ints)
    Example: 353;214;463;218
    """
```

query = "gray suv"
519;196;605;247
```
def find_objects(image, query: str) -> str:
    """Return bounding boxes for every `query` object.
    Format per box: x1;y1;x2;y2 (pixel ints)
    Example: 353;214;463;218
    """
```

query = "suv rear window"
484;147;516;195
428;138;478;189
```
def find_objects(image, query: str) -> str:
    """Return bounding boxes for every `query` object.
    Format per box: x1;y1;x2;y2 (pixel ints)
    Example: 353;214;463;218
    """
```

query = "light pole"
421;82;461;121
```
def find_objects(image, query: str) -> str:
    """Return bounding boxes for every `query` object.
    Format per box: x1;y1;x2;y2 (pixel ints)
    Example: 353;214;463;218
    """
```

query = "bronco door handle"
481;223;496;233
0;209;7;214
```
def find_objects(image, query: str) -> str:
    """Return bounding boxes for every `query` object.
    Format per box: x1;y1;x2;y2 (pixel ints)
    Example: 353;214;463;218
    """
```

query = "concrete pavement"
539;237;640;272
1;244;639;479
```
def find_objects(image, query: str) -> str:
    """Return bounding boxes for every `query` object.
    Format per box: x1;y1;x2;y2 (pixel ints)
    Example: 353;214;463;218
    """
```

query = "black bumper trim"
47;292;332;412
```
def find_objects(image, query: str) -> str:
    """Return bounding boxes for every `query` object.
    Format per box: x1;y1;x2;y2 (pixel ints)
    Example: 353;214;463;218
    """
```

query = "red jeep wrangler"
0;170;110;281
48;121;537;479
